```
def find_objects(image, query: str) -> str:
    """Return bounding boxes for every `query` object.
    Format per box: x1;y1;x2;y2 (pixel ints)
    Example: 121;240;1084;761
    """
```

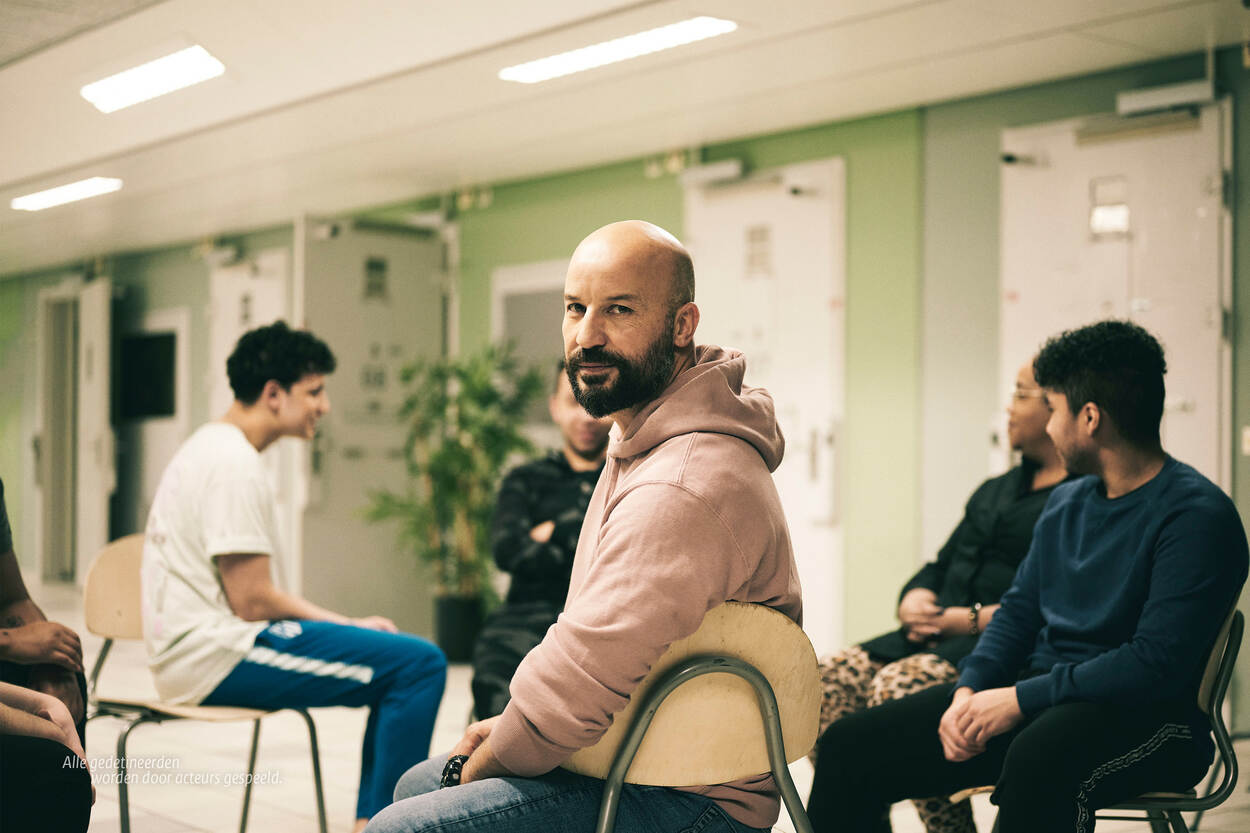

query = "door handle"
31;434;42;487
813;421;839;528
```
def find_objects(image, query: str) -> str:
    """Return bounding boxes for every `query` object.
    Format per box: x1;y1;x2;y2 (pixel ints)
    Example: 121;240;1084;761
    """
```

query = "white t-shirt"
142;422;283;704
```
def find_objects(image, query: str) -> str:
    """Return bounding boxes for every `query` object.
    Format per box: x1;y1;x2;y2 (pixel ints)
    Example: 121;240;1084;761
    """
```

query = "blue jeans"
202;620;446;819
364;755;768;833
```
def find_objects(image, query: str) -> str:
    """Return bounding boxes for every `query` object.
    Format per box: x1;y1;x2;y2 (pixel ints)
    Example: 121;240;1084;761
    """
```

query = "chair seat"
95;694;270;722
950;784;1199;805
1112;789;1199;803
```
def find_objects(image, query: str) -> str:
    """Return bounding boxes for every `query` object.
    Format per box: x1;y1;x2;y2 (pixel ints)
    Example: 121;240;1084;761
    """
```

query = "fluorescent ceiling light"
11;177;123;211
81;45;224;113
499;16;737;84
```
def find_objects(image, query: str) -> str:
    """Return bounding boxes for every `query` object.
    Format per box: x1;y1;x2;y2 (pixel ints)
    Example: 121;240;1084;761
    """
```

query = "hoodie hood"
610;345;785;471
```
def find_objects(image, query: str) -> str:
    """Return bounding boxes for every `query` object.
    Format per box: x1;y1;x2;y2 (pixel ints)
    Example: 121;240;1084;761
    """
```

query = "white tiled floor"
28;581;1250;832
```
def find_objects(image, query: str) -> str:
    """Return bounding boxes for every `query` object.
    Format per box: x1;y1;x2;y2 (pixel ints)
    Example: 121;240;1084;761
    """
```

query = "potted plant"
367;344;546;661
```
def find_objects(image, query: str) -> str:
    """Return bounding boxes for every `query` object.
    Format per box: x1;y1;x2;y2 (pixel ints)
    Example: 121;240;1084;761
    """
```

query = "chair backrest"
83;533;145;641
1197;608;1242;715
561;601;820;787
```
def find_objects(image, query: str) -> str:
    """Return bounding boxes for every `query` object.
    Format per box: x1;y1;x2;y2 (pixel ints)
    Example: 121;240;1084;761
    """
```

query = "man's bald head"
562;221;701;422
569;221;694;314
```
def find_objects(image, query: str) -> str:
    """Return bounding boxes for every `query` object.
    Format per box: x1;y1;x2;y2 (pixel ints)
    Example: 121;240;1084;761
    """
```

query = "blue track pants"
203;619;447;819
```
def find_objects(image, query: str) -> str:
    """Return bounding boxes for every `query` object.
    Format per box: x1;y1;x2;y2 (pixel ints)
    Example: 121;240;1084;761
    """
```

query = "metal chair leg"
1191;757;1222;832
86;638;113;701
116;713;157;833
1140;808;1171;833
298;709;328;833
238;719;261;833
595;656;814;833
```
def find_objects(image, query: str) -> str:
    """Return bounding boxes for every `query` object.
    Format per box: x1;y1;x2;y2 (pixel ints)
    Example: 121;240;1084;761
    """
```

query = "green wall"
1222;47;1250;557
0;277;28;555
439;110;925;645
1219;48;1250;728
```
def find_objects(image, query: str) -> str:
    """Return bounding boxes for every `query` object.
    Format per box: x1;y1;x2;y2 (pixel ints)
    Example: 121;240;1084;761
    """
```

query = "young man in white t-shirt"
142;321;446;833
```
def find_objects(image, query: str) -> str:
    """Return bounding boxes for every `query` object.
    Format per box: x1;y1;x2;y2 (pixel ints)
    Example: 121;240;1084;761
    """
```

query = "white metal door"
684;158;847;656
34;278;81;582
75;277;114;584
209;250;290;415
208;249;296;584
999;104;1230;488
301;225;446;634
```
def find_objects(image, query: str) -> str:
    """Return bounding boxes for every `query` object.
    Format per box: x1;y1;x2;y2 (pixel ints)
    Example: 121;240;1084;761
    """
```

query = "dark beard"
566;331;676;419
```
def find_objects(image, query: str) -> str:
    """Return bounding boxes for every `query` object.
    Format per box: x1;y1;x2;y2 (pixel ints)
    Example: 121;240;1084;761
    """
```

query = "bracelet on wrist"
440;754;470;788
969;602;983;636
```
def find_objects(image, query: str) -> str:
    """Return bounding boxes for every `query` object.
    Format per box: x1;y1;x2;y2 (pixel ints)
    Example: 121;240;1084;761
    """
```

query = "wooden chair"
83;533;327;833
949;609;1243;833
560;601;820;833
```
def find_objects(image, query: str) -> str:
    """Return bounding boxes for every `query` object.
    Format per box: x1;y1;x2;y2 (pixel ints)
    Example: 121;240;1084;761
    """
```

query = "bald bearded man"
367;221;802;833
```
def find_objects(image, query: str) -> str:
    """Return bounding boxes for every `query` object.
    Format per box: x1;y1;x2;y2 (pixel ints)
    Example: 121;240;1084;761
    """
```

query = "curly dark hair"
1033;319;1167;449
226;321;336;405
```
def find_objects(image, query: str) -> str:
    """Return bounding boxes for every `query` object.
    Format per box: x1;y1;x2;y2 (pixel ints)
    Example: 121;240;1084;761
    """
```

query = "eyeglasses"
1011;388;1047;402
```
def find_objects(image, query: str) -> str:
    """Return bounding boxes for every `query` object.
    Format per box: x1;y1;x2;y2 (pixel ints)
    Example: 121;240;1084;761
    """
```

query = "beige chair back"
83;533;145;641
562;601;820;786
1197;608;1237;714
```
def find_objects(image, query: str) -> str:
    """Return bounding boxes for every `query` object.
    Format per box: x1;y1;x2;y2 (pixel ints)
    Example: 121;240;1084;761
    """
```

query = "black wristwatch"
969;602;983;636
440;754;470;788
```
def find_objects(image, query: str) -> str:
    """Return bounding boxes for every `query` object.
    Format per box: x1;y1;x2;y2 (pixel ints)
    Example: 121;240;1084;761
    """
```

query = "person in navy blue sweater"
807;320;1249;833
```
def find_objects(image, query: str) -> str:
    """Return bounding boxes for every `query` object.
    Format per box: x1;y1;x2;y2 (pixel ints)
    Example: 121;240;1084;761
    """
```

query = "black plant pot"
435;595;485;663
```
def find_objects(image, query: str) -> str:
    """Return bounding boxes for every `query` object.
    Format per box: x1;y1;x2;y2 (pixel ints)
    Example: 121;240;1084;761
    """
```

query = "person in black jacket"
811;361;1069;833
470;362;611;719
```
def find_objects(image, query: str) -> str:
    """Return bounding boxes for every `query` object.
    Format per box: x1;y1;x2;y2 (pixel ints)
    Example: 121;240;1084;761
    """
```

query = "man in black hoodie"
471;362;610;718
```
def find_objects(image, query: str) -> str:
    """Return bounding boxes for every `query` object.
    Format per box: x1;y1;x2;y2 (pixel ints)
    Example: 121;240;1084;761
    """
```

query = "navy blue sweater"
959;457;1248;723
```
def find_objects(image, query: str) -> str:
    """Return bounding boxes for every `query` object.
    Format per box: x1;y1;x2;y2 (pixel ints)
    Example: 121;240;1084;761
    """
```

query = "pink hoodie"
491;345;803;828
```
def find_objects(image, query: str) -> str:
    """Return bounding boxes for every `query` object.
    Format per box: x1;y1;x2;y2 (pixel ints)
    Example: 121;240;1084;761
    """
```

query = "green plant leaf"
364;342;547;600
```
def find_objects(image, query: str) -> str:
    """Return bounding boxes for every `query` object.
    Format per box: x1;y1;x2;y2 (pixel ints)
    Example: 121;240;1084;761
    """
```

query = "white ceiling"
0;0;161;67
1;0;1247;276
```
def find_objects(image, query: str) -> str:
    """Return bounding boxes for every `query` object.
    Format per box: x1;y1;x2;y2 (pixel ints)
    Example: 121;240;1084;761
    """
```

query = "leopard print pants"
811;647;975;833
